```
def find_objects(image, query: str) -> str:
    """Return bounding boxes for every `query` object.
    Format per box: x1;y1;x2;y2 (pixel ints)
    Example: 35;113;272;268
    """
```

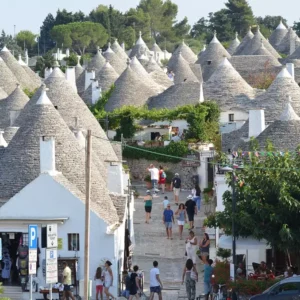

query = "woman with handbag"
182;259;198;300
175;203;187;239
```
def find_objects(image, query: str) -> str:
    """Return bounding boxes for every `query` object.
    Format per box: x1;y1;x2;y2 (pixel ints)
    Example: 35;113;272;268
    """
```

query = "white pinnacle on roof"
1;46;9;52
0;131;8;147
36;86;52;105
18;55;26;66
221;57;231;67
104;42;114;54
210;31;220;44
276;20;287;30
279;97;300;121
136;31;146;45
277;66;292;79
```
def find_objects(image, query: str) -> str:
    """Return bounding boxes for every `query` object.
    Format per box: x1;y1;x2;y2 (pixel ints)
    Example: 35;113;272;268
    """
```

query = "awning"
218;235;271;250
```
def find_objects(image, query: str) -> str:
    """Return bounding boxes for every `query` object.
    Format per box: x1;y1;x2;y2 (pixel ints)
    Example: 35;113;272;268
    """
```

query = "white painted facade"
220;110;248;133
0;172;130;298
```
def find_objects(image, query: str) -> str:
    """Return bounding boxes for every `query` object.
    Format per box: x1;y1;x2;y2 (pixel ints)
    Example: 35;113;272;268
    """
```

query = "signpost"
46;224;58;300
28;225;38;300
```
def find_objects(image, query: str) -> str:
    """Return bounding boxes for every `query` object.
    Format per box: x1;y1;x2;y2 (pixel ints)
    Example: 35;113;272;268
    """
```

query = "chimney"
164;49;167;60
85;70;95;90
66;48;70;57
199;82;204;103
74;130;86;149
10;110;20;126
91;80;101;105
57;48;60;60
248;109;265;138
65;67;77;92
286;63;295;79
290;37;296;55
121;42;125;51
0;131;8;147
25;49;29;66
40;136;57;175
44;67;53;79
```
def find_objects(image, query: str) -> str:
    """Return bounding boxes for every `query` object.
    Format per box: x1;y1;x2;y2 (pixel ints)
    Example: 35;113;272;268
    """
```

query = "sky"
1;0;300;35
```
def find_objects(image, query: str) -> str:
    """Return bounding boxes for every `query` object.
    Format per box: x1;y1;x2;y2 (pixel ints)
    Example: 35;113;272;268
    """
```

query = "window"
229;114;234;122
68;234;79;251
207;60;212;65
271;282;300;295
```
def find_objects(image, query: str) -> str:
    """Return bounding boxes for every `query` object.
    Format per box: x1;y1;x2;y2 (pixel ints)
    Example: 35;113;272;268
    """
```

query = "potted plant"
203;193;214;216
144;174;152;189
216;248;231;262
203;182;214;197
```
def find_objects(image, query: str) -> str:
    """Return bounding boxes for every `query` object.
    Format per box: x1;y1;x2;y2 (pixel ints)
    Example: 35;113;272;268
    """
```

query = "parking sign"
28;225;38;249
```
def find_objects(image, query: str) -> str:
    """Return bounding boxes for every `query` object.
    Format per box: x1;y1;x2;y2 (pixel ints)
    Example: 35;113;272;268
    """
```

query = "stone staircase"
1;285;23;300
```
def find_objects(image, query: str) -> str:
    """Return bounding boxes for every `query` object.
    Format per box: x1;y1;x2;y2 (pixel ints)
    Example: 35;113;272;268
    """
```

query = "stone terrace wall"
125;158;198;189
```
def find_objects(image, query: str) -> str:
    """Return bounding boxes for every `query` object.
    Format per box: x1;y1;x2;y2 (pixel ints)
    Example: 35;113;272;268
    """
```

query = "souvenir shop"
0;232;40;288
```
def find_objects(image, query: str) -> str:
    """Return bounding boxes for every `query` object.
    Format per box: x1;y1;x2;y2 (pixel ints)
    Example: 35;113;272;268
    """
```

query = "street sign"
29;249;37;262
29;262;36;275
47;224;58;248
29;225;38;250
46;248;58;284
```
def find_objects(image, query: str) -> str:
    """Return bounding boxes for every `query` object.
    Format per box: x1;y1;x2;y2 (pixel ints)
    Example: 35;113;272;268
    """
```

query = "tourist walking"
62;261;75;300
147;164;159;194
170;173;181;205
199;233;210;264
182;259;198;300
192;184;201;211
175;203;187;239
185;231;198;265
163;204;174;239
94;267;104;300
203;259;214;300
129;265;141;300
149;261;163;300
162;196;169;209
185;195;197;229
143;190;152;224
103;261;116;300
158;166;166;194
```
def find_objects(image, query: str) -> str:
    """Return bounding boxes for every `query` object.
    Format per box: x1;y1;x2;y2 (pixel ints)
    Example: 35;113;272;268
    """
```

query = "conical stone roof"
95;61;119;93
253;42;272;56
111;39;129;61
103;43;127;74
269;20;288;50
254;67;300;122
169;53;199;84
88;47;106;72
277;28;300;55
0;57;20;94
0;46;37;91
130;57;164;93
189;64;203;83
149;69;173;89
253;102;300;151
147;81;201;109
75;59;84;80
0;87;8;101
15;68;118;163
151;42;162;53
234;27;254;55
172;40;197;64
3;126;19;144
204;58;255;108
227;33;240;55
0;84;29;128
0;89;119;224
105;65;156;112
144;56;161;73
18;55;41;87
197;32;231;81
240;27;281;58
129;31;150;58
76;70;86;96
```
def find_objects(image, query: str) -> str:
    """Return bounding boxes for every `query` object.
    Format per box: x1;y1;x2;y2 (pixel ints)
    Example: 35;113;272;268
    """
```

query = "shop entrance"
0;232;29;287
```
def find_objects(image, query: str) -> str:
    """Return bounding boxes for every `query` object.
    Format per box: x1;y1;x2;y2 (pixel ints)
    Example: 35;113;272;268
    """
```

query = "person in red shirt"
158;166;166;194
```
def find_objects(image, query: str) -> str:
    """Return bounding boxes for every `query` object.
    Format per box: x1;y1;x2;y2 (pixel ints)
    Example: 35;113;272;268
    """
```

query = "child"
94;267;104;300
162;196;170;209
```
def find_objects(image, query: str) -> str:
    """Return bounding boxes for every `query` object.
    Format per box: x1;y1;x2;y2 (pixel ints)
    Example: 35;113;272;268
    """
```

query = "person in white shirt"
147;164;159;194
149;261;163;300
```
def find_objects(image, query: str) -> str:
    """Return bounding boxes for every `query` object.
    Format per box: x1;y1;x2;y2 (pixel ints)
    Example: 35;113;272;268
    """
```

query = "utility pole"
84;130;92;300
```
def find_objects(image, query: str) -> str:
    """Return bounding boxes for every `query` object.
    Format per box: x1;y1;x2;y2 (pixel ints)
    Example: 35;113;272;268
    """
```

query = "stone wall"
125;158;198;189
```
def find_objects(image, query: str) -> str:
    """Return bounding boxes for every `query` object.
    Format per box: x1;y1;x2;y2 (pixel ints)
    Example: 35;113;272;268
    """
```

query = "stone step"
1;285;23;300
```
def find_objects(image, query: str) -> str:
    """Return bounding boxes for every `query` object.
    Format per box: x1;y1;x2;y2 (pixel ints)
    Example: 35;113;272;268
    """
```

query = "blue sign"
29;225;38;249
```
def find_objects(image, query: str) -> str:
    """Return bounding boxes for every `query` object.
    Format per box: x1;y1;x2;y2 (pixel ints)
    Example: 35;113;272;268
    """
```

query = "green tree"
293;20;300;36
0;30;22;56
16;30;37;51
256;16;288;31
190;17;212;44
54;9;86;25
40;13;56;54
205;148;300;267
225;0;255;35
51;22;108;54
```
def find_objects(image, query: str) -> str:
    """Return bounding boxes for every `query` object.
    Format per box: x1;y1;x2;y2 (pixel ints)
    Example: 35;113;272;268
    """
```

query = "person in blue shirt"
204;259;214;300
163;204;174;239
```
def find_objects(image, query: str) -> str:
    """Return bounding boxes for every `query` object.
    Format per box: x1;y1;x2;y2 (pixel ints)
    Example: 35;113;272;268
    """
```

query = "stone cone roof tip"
95;61;119;93
277;20;287;30
172;40;197;64
18;55;26;66
105;43;114;54
1;46;9;52
88;48;106;71
136;31;145;45
234;27;254;55
36;86;52;105
277;67;292;78
279;98;300;121
210;31;220;44
0;131;8;147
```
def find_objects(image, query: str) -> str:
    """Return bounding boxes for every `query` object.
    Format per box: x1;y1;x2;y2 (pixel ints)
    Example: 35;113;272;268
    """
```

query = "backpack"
161;171;166;179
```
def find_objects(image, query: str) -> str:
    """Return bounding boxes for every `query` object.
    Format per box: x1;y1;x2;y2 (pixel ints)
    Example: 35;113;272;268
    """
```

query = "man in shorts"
147;164;160;194
62;261;75;300
163;204;174;239
170;173;181;205
204;259;214;300
149;261;163;300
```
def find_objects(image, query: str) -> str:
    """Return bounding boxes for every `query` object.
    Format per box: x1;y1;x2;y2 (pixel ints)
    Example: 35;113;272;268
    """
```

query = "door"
268;282;300;299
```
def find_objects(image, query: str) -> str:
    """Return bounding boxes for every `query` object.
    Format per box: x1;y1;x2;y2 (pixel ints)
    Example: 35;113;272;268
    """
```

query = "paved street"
131;182;209;300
